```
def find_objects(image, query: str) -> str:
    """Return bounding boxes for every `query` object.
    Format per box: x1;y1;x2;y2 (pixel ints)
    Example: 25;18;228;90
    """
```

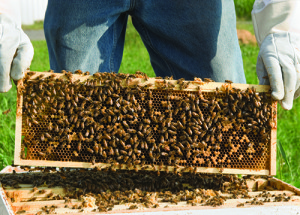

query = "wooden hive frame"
14;71;277;175
0;166;300;215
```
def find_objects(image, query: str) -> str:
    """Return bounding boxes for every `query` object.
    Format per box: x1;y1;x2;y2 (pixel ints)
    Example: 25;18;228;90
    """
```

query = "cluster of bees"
0;169;292;213
20;70;274;171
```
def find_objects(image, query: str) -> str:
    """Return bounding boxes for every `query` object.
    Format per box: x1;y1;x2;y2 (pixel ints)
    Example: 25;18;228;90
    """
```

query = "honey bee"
26;71;36;77
147;99;153;108
46;146;52;154
40;134;45;142
104;133;111;140
76;132;85;142
85;129;90;137
73;141;81;152
87;148;94;154
91;156;96;165
45;133;52;139
127;129;136;134
225;80;233;84
106;147;113;156
38;151;46;157
107;97;113;106
73;151;79;157
102;139;108;148
121;120;129;128
91;142;98;154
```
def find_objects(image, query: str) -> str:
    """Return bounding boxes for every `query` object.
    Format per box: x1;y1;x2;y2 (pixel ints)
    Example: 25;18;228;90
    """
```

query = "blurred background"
17;0;47;25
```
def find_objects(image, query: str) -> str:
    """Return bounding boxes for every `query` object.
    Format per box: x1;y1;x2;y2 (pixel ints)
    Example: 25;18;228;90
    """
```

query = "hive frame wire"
14;71;277;175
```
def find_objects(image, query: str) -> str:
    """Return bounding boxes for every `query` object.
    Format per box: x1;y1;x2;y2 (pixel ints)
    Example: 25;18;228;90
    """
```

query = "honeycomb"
15;71;277;174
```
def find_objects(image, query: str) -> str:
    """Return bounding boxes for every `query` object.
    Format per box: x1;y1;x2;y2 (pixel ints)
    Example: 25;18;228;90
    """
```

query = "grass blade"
278;140;294;180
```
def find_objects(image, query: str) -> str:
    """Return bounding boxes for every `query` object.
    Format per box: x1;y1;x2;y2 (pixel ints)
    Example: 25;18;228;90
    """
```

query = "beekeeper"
0;0;299;110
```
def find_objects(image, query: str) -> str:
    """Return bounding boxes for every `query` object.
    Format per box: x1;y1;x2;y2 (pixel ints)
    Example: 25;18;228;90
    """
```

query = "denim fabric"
44;0;246;83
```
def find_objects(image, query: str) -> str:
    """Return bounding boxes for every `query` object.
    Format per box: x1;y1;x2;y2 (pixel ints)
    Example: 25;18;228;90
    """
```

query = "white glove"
0;13;34;92
252;0;300;110
256;33;300;110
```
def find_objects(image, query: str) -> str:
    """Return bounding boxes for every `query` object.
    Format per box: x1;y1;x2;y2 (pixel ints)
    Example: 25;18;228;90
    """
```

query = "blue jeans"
44;0;246;83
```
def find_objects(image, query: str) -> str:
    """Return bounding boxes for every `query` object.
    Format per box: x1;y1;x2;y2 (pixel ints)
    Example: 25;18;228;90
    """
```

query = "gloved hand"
252;0;300;110
0;13;34;92
256;32;300;110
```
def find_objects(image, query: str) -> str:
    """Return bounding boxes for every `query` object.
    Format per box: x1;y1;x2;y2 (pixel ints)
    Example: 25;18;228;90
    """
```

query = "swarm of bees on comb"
0;168;294;213
18;70;276;174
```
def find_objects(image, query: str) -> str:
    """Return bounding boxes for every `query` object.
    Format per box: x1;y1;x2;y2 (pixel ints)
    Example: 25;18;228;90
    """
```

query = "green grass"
236;21;255;35
0;85;16;169
234;0;255;20
31;41;50;71
119;20;155;77
22;21;44;30
1;20;299;188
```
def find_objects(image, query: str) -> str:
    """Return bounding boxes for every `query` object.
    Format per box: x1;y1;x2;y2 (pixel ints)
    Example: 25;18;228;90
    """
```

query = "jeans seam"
133;19;176;78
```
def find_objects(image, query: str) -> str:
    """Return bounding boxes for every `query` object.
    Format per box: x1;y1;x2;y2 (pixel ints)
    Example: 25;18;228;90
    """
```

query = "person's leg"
131;0;246;83
44;0;131;73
